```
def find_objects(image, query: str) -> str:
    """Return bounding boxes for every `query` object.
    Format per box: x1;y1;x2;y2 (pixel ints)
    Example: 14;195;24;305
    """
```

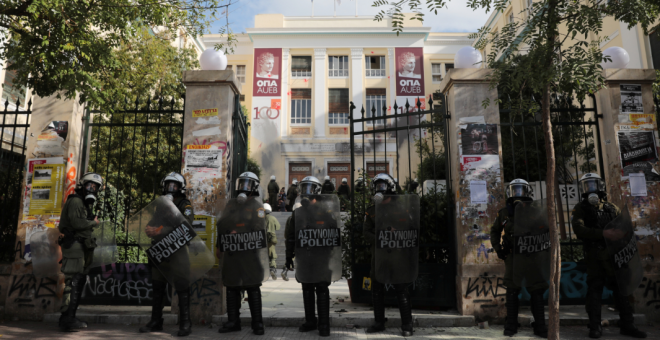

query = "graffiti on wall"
81;263;171;306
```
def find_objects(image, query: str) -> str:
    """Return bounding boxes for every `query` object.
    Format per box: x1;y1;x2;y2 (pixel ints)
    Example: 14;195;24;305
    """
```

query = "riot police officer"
263;203;280;280
268;175;279;208
572;173;646;339
217;172;268;335
285;176;341;337
58;172;103;332
321;176;335;194
139;172;194;336
286;179;299;211
490;178;547;337
363;174;417;337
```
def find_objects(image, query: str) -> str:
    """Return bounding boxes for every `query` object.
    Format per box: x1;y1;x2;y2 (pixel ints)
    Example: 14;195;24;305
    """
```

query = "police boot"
59;274;85;332
139;280;166;333
270;268;277;280
218;289;241;333
396;286;414;337
503;288;520;337
247;288;265;335
316;284;331;337
176;290;192;336
586;287;603;338
616;292;647;338
366;281;387;333
299;284;317;332
72;274;88;328
529;289;548;338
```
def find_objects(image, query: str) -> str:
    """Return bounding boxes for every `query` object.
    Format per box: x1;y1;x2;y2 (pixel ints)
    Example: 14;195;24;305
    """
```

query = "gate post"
5;94;86;320
174;70;242;323
439;69;507;320
595;69;660;322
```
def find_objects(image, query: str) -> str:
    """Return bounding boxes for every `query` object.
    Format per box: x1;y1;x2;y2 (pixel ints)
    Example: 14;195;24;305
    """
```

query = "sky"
209;0;492;36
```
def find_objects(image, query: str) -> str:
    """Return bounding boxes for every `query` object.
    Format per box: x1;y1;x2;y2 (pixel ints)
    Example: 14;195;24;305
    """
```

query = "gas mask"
588;193;600;206
301;197;311;208
237;193;248;204
83;182;99;206
373;192;384;205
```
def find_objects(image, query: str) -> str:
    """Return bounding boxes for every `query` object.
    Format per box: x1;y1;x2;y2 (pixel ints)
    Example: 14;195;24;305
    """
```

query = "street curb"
210;314;476;328
43;313;178;325
517;314;647;327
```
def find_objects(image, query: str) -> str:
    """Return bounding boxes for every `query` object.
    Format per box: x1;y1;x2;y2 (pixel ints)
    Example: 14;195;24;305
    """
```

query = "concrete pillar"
281;48;290;138
314;48;327;138
5;93;86;320
350;48;364;134
172;70;242;323
595;69;660;322
439;69;506;320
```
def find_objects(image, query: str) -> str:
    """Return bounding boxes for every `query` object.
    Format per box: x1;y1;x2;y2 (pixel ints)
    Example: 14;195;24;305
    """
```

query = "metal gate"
348;94;456;308
229;94;249;197
0;98;31;263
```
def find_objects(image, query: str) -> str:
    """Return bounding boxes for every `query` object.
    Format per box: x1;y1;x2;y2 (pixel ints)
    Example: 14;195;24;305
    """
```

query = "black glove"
496;248;508;260
285;257;294;270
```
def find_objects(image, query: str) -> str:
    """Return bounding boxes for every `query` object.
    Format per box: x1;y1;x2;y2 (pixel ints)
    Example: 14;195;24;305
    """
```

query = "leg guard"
299;283;317;332
366;280;386;333
586;281;603;339
316;283;331;337
139;280;166;333
72;275;88;329
247;287;265;335
529;289;548;338
176;289;192;336
218;288;242;333
396;284;413;337
59;273;85;332
503;288;520;337
615;290;647;338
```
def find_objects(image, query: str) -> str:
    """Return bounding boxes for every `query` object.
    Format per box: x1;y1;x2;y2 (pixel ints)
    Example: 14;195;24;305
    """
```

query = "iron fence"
0;98;31;263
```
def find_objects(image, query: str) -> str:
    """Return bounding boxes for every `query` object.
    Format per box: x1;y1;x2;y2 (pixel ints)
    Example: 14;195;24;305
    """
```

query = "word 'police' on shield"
147;223;197;265
296;227;341;248
514;231;551;255
615;236;638;268
219;230;267;252
377;229;419;249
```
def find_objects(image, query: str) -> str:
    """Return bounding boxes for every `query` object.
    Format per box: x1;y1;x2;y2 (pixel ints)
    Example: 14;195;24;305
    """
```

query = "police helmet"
300;176;322;195
341;178;347;183
78;172;104;194
506;178;532;199
324;175;330;182
161;172;186;195
292;178;298;185
270;175;276;181
263;203;272;214
579;173;605;196
236;172;260;195
372;173;397;195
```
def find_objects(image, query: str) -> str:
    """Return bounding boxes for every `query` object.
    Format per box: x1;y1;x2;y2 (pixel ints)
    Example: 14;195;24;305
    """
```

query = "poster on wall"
620;84;643;114
194;215;219;266
185;146;222;171
22;158;64;221
617;130;660;181
28;163;65;215
461;124;498;155
35;121;69;155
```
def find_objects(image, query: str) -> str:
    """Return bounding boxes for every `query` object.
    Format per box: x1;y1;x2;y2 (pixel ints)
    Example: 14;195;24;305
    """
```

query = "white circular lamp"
199;48;228;70
600;47;629;69
454;47;483;69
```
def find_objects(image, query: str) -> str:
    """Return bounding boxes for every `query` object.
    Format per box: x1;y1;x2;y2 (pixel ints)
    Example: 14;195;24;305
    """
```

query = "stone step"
211;313;474;328
43;312;178;326
517;306;647;327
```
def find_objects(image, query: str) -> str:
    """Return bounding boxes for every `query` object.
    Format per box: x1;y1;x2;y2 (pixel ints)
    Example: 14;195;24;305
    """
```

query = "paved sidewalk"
0;321;657;339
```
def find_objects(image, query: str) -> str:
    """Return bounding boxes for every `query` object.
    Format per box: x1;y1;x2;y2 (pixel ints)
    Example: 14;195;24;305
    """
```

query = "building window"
329;56;349;77
432;63;442;83
240;94;245;102
508;11;515;24
328;89;349;125
365;56;386;77
236;65;246;83
291;89;312;125
226;65;233;70
2;61;27;106
366;88;386;125
444;63;454;77
292;56;312;78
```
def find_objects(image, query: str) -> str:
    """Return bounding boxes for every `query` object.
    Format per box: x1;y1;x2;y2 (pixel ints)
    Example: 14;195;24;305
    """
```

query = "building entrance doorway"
327;162;350;187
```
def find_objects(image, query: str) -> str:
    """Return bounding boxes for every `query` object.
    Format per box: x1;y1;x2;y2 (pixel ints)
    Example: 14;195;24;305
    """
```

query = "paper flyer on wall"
618;114;655;126
193;215;219;266
620;84;643;114
185;145;222;171
617;130;660;181
28;163;65;215
461;124;498;156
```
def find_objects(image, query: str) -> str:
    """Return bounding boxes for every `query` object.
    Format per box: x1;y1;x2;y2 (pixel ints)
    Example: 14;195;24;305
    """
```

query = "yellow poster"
193;215;219;266
192;108;218;118
28;164;65;215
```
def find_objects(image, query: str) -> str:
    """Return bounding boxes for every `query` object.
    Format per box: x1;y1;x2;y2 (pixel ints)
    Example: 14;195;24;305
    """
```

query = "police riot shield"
513;199;551;288
89;221;118;268
604;206;643;296
374;194;420;284
294;195;342;283
127;196;215;291
216;198;270;287
30;227;62;278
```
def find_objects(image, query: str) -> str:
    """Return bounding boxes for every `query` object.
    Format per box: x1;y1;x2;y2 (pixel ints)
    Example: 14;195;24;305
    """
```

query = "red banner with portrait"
395;47;425;97
253;48;282;97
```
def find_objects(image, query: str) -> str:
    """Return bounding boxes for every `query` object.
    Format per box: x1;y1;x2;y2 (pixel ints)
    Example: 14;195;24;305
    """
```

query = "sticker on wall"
620;84;643;114
192;108;218;118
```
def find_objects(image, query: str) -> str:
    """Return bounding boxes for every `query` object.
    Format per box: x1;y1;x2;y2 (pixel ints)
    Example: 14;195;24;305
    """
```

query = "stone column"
171;70;242;323
439;69;507;320
350;48;364;134
595;69;660;322
281;48;290;138
314;48;327;138
5;93;86;320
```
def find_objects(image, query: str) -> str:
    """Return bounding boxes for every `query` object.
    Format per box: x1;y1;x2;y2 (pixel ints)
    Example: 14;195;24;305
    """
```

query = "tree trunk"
554;177;567;240
542;86;561;340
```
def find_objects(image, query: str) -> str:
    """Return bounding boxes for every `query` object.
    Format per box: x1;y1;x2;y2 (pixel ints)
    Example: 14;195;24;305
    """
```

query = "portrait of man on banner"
397;51;422;79
395;48;425;97
253;48;282;97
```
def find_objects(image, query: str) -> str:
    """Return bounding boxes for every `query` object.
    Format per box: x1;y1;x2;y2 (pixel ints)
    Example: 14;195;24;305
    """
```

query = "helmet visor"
374;181;389;193
580;179;603;195
164;181;180;193
507;183;530;198
236;178;255;192
84;182;100;194
300;183;318;195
